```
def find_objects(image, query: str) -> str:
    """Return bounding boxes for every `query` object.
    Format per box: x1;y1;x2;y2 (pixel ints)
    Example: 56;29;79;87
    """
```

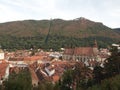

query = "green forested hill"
0;17;119;50
113;28;120;34
0;17;119;38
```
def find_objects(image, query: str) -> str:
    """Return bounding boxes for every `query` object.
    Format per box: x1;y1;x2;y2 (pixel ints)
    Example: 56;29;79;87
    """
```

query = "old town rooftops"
0;61;9;80
64;47;98;56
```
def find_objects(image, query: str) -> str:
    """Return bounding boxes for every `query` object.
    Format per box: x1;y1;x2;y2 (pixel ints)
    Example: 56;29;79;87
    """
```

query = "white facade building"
0;49;4;60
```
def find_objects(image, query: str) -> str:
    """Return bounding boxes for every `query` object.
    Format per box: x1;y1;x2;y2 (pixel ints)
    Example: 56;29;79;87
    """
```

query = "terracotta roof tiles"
0;61;8;79
64;47;98;56
24;56;44;61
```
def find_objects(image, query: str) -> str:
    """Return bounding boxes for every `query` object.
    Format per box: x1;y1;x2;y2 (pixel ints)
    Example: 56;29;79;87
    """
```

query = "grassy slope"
0;18;119;38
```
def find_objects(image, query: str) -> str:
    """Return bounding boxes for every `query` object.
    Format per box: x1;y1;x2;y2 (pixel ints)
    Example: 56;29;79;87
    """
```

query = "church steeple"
94;39;98;48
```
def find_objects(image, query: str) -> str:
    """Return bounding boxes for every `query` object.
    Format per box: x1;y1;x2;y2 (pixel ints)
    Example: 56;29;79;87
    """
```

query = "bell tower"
93;39;99;55
94;39;98;48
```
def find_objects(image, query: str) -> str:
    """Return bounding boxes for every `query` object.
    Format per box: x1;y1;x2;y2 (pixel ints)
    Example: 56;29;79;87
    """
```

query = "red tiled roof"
29;67;39;85
0;61;8;79
64;47;98;56
52;75;60;82
9;57;24;61
74;47;95;56
64;48;74;55
24;56;44;61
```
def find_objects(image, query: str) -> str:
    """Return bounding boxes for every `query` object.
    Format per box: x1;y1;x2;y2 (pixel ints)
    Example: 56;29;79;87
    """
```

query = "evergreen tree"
104;46;120;77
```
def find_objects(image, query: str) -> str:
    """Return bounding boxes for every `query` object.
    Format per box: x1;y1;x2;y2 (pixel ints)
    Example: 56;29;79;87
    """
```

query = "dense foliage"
0;18;120;51
104;46;120;77
0;35;118;51
88;74;120;90
89;45;120;90
3;68;32;90
33;81;59;90
58;63;93;90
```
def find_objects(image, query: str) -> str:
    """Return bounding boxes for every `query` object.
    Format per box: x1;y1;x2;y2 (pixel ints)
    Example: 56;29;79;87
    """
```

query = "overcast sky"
0;0;120;28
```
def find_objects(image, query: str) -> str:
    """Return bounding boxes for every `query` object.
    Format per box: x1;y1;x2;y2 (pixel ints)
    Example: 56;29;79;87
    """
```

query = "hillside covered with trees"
0;17;119;50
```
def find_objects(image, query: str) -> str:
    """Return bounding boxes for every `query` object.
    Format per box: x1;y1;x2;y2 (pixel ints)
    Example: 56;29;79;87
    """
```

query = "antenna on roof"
44;18;52;44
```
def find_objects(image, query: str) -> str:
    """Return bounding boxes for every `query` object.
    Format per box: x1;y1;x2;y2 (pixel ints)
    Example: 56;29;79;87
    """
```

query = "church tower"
94;39;98;48
93;39;99;55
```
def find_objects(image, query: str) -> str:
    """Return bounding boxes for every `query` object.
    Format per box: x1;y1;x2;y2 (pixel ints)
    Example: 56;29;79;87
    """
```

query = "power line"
44;19;52;44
